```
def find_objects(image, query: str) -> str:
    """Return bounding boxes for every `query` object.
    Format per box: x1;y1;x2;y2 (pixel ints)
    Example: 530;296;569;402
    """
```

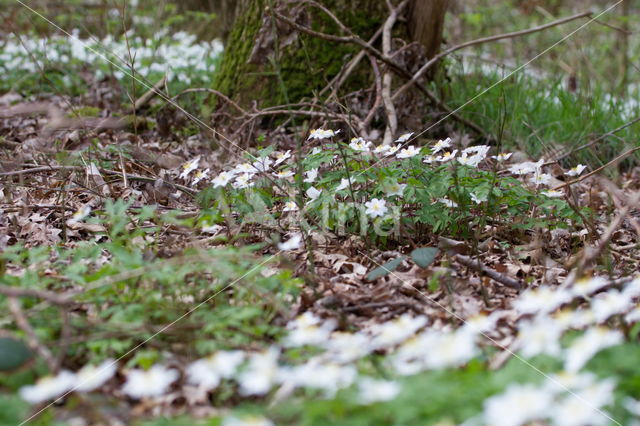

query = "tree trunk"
214;0;449;112
408;0;449;60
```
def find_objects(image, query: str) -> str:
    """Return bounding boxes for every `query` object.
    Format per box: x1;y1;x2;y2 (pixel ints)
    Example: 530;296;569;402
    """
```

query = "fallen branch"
133;74;167;111
8;298;58;372
552;146;640;191
0;284;75;305
454;254;522;290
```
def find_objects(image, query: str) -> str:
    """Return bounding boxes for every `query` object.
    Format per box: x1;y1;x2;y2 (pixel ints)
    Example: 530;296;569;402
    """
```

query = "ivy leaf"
411;247;439;268
0;337;31;371
366;256;405;281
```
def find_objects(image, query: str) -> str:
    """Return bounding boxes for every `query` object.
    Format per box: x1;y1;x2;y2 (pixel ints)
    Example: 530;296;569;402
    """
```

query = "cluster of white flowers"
0;29;222;85
184;130;593;227
18;274;640;426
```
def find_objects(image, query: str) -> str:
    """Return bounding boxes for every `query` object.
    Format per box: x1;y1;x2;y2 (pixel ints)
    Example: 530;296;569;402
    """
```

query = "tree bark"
214;0;449;113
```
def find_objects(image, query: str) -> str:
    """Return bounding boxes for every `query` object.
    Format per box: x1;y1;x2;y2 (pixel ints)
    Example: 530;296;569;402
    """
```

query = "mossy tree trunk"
214;0;449;111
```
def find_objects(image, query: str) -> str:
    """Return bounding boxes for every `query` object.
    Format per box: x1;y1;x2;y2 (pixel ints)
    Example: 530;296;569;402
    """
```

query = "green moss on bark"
214;0;389;108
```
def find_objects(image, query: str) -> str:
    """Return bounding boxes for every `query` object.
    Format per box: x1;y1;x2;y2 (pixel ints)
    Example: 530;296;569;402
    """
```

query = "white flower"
278;360;356;396
358;377;400;404
323;332;373;362
179;157;200;179
68;205;91;225
550;381;615;426
384;145;401;157
310;147;322;155
19;371;76;404
591;289;633;323
202;223;223;234
222;415;274;426
529;170;552;186
237;349;280;396
457;153;483;167
513;285;572;315
420;329;477;369
460;312;501;337
470;192;487;204
373;144;390;154
369;314;427;349
234;162;256;174
349;137;372;152
278;233;303;251
364;198;388;218
436;150;458;162
233;173;254;189
564;327;623;372
308;128;340;140
463;145;490;156
212;171;234;188
542;190;564;198
431;137;451;153
187;351;245;390
483;384;553;426
553;308;595;330
274;150;291;165
396;145;420;159
252;157;273;172
395;132;414;143
508;159;544;175
437;198;458;208
304;168;318;183
422;154;437;164
122;365;179;399
285;312;336;347
516;317;563;358
571;276;608;298
335;178;352;191
492;152;513;162
624;398;640;416
565;164;587;177
192;168;210;185
273;170;294;179
283;200;298;212
75;359;117;392
305;186;322;202
385;182;406;197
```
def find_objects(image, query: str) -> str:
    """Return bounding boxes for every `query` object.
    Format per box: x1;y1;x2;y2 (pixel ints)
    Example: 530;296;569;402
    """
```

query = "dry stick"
133;74;167;111
0;285;74;305
362;53;383;131
453;254;522;290
554;115;640;162
165;87;248;116
570;190;640;281
380;0;405;145
320;25;385;99
552;146;640;191
8;298;58;372
0;165;196;196
392;11;592;102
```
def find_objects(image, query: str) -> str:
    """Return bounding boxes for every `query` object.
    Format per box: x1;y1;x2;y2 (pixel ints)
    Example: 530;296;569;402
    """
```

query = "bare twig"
380;1;405;144
133;74;167;111
552;146;640;190
0;165;196;196
454;254;522;290
553;115;640;162
8;297;58;372
392;11;592;102
0;285;74;305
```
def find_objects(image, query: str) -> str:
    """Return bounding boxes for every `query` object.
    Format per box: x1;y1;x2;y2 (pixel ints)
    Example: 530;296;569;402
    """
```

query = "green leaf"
366;256;405;281
411;247;439;268
0;337;32;371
